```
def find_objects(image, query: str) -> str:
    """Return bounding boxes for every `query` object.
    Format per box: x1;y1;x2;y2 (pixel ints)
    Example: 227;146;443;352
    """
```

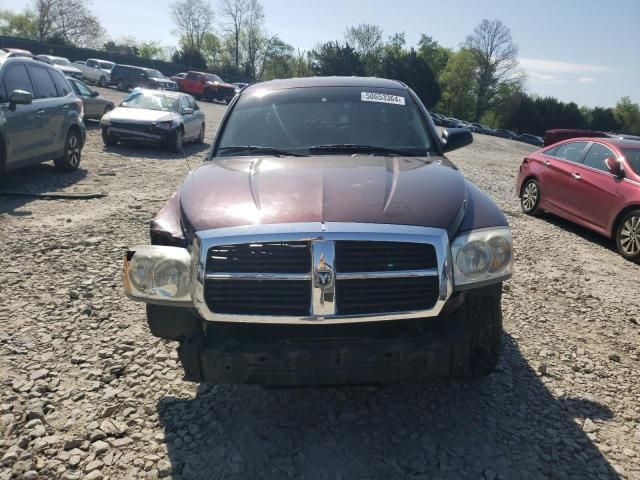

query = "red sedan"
516;138;640;262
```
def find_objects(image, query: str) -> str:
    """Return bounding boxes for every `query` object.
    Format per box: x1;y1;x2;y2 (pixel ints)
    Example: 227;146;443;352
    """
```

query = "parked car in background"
544;129;609;146
170;72;187;90
517;137;640;262
1;48;33;58
122;76;514;386
75;58;115;87
100;89;204;152
34;55;83;80
110;65;177;91
0;56;85;173
494;129;518;140
67;77;114;121
179;71;236;103
608;133;640;142
518;133;544;147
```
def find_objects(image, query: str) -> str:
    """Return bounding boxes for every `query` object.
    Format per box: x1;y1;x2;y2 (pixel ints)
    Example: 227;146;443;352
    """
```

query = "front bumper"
145;285;499;385
105;125;170;144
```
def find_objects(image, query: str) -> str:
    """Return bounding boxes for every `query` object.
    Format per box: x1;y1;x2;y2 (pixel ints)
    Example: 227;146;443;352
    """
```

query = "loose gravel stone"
0;88;638;479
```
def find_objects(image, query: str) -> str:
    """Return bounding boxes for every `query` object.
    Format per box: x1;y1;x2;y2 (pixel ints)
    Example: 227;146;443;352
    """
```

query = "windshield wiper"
217;146;309;157
308;144;426;157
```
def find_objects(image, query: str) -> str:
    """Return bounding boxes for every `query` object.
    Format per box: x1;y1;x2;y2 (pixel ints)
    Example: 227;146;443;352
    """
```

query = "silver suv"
0;57;86;174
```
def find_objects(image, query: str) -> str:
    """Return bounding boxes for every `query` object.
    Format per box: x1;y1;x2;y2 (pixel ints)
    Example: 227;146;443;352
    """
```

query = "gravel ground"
1;86;639;480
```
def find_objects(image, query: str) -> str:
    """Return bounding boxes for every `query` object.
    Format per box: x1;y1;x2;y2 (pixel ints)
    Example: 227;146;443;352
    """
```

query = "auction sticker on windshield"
361;92;405;105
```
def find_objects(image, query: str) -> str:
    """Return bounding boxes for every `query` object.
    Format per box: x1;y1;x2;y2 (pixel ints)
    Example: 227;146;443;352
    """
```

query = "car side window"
87;60;96;68
1;64;35;102
582;143;615;173
73;79;93;97
26;65;58;98
186;72;198;80
188;96;198;110
48;68;71;96
180;96;190;111
553;141;589;163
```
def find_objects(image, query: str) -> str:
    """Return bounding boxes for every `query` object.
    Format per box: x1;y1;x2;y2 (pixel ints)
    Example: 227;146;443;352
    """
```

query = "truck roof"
243;76;407;94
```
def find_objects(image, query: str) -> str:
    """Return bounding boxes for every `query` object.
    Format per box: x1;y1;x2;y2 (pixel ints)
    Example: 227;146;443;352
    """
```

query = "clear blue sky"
7;0;640;108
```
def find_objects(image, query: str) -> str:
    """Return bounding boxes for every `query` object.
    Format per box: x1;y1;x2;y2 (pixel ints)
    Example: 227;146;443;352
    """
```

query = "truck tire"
195;123;205;144
102;127;117;146
203;88;214;102
449;284;503;379
616;210;640;263
54;129;82;171
116;79;125;91
99;76;108;87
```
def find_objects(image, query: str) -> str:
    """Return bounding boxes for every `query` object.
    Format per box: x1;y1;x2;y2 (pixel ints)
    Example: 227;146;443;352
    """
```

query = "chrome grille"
195;223;451;324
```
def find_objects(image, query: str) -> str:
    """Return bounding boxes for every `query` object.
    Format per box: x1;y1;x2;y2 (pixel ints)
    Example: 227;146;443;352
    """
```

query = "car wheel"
116;79;125;91
616;210;640;263
99;76;108;87
449;284;503;379
168;128;184;153
196;123;205;144
521;179;541;216
102;127;117;147
204;89;213;102
54;129;82;171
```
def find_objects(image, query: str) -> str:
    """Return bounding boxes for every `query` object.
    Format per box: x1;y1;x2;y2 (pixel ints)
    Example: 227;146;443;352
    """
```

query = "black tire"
520;178;541;216
616;210;640;263
99;76;108;87
449;284;503;379
168;128;184;153
0;136;6;175
195;123;205;144
116;79;125;91
102;127;117;147
203;88;213;102
54;129;82;171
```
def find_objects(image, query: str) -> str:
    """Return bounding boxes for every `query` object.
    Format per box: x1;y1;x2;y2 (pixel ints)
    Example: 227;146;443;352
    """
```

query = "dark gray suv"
0;57;86;174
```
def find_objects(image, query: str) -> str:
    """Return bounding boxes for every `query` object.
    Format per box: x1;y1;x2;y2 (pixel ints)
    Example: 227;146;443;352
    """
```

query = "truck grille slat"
335;241;437;272
207;242;311;273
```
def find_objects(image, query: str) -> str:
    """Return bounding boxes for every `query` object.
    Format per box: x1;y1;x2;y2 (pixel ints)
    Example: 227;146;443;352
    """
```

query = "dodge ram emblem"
315;270;333;287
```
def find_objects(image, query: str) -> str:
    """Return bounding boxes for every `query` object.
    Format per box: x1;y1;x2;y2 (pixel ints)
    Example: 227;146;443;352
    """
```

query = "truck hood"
59;65;82;74
207;80;235;90
103;107;178;124
179;155;467;232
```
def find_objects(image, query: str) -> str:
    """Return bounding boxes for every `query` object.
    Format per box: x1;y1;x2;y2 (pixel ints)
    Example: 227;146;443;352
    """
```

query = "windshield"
53;57;71;66
145;69;165;78
216;86;435;156
623;148;640;175
120;91;179;112
99;61;114;70
205;74;223;82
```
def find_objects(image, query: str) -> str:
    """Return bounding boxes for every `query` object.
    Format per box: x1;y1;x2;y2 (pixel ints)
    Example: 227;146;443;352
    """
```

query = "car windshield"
205;74;223;82
623;148;640;175
216;86;435;156
120;91;179;112
53;57;71;66
99;61;114;70
145;69;165;78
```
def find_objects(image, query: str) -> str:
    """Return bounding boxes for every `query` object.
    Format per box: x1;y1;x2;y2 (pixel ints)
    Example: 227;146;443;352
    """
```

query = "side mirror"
91;90;99;97
441;128;473;153
605;157;623;178
9;89;33;109
182;107;194;115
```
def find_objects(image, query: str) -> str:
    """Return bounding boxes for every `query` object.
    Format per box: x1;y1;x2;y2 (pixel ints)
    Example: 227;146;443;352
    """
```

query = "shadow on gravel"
157;335;618;479
0;164;88;216
102;142;210;160
539;212;617;254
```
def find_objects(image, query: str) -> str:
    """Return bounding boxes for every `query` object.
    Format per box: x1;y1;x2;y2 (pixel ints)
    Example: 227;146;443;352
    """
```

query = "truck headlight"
451;227;513;288
123;245;192;303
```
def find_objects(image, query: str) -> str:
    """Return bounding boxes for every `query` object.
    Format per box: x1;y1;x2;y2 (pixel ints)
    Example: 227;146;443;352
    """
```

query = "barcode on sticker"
361;92;405;105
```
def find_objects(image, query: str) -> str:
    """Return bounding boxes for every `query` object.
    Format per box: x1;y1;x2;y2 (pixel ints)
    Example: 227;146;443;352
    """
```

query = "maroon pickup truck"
122;77;513;386
177;71;236;103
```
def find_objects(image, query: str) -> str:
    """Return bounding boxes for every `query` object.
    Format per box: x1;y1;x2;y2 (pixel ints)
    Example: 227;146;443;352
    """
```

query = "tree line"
1;1;639;135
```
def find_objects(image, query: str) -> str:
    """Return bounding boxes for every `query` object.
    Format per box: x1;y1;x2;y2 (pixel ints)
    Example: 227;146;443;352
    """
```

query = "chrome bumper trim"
191;222;452;324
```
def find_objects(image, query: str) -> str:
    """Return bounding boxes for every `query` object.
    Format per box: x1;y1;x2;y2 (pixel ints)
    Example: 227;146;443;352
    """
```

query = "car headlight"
154;121;173;130
451;227;513;288
123;245;192;303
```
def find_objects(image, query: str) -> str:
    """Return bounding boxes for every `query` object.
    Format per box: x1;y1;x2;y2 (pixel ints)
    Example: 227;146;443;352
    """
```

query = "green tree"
590;107;620;132
438;48;477;119
614;97;640;134
344;23;384;75
311;41;364;76
379;47;440;108
170;0;214;50
172;46;207;69
260;37;295;80
416;35;451;76
0;9;38;38
138;41;163;59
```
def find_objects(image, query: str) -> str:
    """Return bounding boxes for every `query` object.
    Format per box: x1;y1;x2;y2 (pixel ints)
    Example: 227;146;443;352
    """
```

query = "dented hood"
179;155;467;232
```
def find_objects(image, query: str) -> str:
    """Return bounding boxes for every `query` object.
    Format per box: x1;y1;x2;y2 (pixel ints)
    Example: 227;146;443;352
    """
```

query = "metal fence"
0;36;248;82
